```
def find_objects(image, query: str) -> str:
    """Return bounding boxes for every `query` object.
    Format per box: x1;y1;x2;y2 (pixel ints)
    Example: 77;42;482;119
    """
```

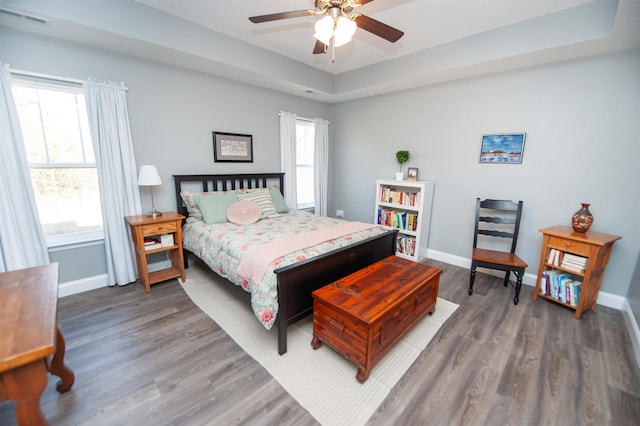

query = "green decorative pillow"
270;188;289;213
196;192;238;224
237;189;280;219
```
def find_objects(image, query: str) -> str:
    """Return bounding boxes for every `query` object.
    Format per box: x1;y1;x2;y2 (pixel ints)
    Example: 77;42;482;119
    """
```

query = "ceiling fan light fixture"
333;16;356;47
313;15;334;45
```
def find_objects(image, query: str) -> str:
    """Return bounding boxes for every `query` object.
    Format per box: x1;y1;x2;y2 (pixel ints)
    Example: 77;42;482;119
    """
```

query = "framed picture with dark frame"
479;133;526;164
407;167;419;181
213;131;253;162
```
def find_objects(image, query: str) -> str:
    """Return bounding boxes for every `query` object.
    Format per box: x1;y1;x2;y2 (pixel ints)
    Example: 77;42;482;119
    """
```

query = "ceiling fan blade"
249;10;312;23
355;0;375;5
313;40;327;54
354;14;404;43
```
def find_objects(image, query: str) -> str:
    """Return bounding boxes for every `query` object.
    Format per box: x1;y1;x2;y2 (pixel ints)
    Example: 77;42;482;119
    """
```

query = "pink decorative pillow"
226;200;262;225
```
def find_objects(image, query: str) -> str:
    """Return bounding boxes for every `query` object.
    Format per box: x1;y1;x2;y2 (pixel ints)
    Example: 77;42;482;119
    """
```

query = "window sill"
46;230;105;251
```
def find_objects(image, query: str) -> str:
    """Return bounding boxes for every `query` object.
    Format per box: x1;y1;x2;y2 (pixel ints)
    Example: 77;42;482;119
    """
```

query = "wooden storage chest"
311;255;441;382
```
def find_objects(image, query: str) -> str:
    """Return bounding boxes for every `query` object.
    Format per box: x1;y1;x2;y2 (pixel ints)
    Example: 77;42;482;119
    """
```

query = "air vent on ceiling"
0;7;49;25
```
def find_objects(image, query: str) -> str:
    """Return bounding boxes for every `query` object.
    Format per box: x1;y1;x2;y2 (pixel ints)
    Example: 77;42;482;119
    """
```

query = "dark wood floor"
1;260;639;425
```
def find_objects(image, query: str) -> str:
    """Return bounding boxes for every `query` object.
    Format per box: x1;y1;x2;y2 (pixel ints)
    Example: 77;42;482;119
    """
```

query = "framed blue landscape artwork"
479;133;526;164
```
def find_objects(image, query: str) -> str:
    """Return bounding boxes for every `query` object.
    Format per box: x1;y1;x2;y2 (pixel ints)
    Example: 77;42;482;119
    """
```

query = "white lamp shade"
313;15;334;46
138;165;162;186
334;16;356;47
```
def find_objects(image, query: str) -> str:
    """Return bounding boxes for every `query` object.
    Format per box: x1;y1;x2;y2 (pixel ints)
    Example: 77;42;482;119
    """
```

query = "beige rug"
181;266;458;426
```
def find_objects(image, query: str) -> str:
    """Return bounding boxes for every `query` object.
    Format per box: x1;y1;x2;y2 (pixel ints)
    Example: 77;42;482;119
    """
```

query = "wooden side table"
0;263;75;426
125;212;186;293
533;225;621;318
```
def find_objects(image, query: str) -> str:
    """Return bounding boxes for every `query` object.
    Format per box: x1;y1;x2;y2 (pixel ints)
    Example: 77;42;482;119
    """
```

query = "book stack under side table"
533;225;621;318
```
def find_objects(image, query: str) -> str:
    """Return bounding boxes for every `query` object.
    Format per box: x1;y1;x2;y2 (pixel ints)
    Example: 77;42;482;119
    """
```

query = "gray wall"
330;49;640;298
49;242;107;283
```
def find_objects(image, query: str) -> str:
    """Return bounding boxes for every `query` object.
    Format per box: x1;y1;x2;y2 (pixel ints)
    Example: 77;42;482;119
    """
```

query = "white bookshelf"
374;179;435;261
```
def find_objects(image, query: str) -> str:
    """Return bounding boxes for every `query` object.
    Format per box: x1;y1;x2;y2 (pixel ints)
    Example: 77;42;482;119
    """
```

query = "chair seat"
472;248;528;269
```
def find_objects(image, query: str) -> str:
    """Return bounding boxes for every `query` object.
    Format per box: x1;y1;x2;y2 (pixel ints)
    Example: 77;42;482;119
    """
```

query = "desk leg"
3;360;49;426
49;327;75;393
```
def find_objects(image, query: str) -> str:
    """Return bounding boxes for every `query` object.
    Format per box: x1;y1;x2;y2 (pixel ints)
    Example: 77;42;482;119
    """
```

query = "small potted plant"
395;150;410;180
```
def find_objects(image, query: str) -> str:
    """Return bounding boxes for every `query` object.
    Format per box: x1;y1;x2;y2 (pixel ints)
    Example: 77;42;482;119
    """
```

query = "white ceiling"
1;0;639;103
134;0;593;74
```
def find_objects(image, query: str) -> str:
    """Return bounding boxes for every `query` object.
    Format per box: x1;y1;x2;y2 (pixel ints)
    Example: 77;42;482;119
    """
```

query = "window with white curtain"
11;76;103;246
295;119;315;210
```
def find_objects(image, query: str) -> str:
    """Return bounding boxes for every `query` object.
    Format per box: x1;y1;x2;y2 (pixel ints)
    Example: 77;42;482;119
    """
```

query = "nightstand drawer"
547;236;591;257
142;221;177;236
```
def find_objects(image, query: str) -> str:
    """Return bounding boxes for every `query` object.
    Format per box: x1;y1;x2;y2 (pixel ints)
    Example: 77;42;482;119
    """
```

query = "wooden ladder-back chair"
469;198;528;305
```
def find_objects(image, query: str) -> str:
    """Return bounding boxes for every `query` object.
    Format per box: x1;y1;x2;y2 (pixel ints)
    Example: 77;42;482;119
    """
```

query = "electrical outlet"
336;209;344;218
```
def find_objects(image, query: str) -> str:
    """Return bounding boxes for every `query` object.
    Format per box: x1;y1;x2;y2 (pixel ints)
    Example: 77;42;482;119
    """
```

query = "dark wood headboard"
173;173;285;217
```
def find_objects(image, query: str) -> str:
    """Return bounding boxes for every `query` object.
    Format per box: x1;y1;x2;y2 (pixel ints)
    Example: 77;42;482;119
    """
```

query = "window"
295;120;315;210
11;76;103;246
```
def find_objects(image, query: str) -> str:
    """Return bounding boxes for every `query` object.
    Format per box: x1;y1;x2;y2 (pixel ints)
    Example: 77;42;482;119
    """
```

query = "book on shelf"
563;253;587;265
380;186;419;207
547;248;563;266
560;253;587;272
144;237;162;251
540;269;582;306
397;235;416;257
560;260;586;273
376;208;418;231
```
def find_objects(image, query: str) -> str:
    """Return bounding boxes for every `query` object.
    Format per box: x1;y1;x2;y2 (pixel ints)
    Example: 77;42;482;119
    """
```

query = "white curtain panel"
0;64;49;272
84;78;142;286
279;111;298;209
314;118;329;217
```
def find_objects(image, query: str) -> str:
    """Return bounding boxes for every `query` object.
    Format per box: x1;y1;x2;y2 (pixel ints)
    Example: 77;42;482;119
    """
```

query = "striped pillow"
237;189;280;219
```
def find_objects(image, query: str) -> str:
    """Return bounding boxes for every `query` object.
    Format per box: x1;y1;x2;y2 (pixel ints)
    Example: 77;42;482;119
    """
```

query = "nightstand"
533;225;621;318
125;212;186;293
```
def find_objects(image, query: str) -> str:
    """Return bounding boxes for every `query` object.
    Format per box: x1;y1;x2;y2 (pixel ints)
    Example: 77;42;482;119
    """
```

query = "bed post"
277;316;288;355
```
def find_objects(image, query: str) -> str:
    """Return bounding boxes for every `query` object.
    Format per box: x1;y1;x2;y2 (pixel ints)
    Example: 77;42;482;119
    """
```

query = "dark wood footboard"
274;229;397;354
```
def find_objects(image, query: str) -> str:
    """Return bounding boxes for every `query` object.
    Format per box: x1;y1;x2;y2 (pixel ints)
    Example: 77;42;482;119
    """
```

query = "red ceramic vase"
572;203;593;233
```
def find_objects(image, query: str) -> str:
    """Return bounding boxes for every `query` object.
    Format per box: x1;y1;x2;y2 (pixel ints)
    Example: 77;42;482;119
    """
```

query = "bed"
173;173;397;354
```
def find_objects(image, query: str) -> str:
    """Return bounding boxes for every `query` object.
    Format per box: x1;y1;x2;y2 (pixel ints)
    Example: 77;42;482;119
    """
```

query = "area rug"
181;266;458;426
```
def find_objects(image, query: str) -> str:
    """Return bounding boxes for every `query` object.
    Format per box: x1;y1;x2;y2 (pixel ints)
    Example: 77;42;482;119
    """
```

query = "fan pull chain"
332;38;336;63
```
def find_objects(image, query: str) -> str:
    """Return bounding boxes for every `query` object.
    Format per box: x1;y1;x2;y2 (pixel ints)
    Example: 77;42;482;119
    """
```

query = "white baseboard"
58;273;109;297
58;259;171;297
622;299;640;369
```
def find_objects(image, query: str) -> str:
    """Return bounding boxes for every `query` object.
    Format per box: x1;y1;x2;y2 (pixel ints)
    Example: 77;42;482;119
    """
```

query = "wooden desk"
0;264;75;425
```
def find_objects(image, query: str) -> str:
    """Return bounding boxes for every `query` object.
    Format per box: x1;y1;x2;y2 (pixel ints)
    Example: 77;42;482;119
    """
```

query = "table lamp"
138;165;162;218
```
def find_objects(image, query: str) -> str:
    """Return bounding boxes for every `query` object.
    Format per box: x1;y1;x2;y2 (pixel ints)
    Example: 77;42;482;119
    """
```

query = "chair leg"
469;266;476;295
503;271;511;287
513;270;523;305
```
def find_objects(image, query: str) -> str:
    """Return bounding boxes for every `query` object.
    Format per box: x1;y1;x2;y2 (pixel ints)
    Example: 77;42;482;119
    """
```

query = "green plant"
395;150;410;171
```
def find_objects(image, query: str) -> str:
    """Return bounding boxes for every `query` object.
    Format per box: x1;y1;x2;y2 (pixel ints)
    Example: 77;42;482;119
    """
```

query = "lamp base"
146;208;162;218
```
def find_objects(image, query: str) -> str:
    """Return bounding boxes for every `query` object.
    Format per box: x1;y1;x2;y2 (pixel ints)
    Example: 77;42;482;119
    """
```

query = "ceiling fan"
248;0;404;58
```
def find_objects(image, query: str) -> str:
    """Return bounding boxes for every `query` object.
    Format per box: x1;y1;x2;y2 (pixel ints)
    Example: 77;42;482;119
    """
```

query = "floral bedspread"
182;210;387;329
